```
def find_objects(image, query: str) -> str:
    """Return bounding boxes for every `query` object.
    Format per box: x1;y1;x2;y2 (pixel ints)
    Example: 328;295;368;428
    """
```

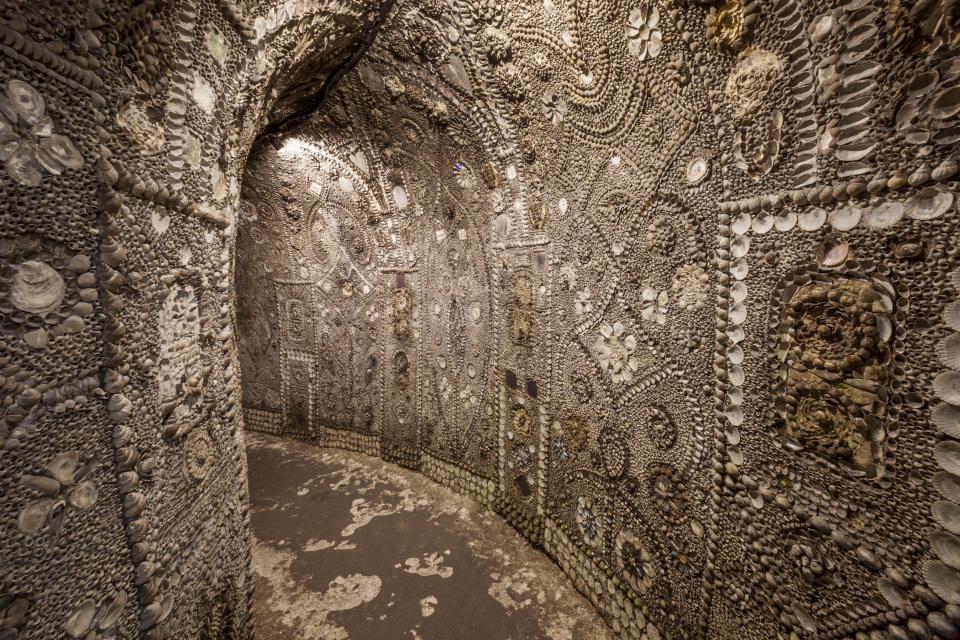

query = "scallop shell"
752;212;774;234
945;301;960;332
731;213;751;235
819;238;849;267
729;303;747;325
730;281;747;303
728;364;745;386
937;440;960;475
6;144;43;186
924;560;960;604
730;259;749;280
12;261;65;314
939;334;960;371
862;201;904;229
878;577;907;607
774;210;797;231
731;235;750;258
936;372;960;405
932;531;960;569
907;187;954;220
935;402;960;439
934;501;960;535
829;205;862;230
798;208;827;231
935;472;960;503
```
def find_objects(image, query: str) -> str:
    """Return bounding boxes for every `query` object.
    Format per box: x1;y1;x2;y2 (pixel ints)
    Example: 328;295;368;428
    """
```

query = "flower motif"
648;463;687;524
671;264;709;311
512;406;532;437
639;288;669;325
668;538;702;576
569;371;593;403
542;92;568;125
626;4;663;61
574;288;593;315
725;49;783;118
576;496;604;546
646;215;677;255
706;0;748;50
551;434;570;462
648;406;677;449
616;531;655;594
17;451;98;536
439;376;454;401
0;80;83;186
593;322;640;384
733;109;783;179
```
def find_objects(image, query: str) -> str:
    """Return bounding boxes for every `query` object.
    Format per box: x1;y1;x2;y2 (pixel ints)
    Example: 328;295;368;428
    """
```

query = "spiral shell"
11;261;65;314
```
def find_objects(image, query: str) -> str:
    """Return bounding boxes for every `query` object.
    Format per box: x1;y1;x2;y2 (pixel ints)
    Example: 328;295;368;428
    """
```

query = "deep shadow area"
246;432;614;640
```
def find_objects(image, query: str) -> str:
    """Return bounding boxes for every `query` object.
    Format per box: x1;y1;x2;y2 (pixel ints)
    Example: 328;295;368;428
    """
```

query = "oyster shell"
12;261;65;314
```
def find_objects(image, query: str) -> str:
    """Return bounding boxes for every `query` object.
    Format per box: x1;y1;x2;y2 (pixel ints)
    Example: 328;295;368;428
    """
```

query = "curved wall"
2;0;960;638
0;1;375;637
240;1;960;639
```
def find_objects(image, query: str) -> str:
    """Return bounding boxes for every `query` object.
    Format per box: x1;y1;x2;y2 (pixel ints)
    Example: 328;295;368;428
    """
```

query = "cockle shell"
934;403;960;439
924;559;960;604
932;531;960;570
11;261;65;314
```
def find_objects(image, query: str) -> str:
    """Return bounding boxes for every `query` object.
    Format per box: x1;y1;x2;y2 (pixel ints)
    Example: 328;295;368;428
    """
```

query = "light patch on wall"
191;73;216;114
393;185;408;209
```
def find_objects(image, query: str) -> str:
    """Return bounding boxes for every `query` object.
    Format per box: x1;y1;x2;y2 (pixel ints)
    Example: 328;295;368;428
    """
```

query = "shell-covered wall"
0;0;378;638
236;0;960;639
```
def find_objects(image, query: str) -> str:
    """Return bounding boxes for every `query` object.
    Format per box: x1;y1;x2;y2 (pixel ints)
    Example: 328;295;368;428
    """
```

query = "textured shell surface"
11;261;65;314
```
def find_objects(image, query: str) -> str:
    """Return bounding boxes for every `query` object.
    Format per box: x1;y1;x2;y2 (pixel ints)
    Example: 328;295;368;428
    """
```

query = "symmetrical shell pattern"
3;0;960;638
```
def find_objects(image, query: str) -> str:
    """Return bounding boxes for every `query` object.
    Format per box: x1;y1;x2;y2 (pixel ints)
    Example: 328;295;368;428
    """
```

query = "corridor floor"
246;432;615;640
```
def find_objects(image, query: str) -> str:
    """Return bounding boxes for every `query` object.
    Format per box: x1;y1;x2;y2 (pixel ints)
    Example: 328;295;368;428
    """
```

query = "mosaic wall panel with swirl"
6;0;960;637
235;1;960;638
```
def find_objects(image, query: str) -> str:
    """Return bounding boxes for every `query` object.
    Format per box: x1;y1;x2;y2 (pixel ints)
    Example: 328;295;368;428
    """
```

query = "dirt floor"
245;431;616;640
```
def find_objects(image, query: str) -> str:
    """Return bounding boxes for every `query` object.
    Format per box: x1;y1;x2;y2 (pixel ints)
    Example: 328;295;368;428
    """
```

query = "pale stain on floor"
246;432;615;640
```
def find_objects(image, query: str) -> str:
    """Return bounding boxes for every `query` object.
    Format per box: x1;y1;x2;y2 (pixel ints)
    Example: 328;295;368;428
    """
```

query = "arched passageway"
4;1;960;639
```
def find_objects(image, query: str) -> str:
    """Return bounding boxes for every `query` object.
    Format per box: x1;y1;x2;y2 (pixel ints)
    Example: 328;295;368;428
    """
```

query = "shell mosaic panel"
3;0;960;638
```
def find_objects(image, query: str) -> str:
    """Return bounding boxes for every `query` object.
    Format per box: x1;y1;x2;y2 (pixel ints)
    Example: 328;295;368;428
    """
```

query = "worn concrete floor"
246;432;615;640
